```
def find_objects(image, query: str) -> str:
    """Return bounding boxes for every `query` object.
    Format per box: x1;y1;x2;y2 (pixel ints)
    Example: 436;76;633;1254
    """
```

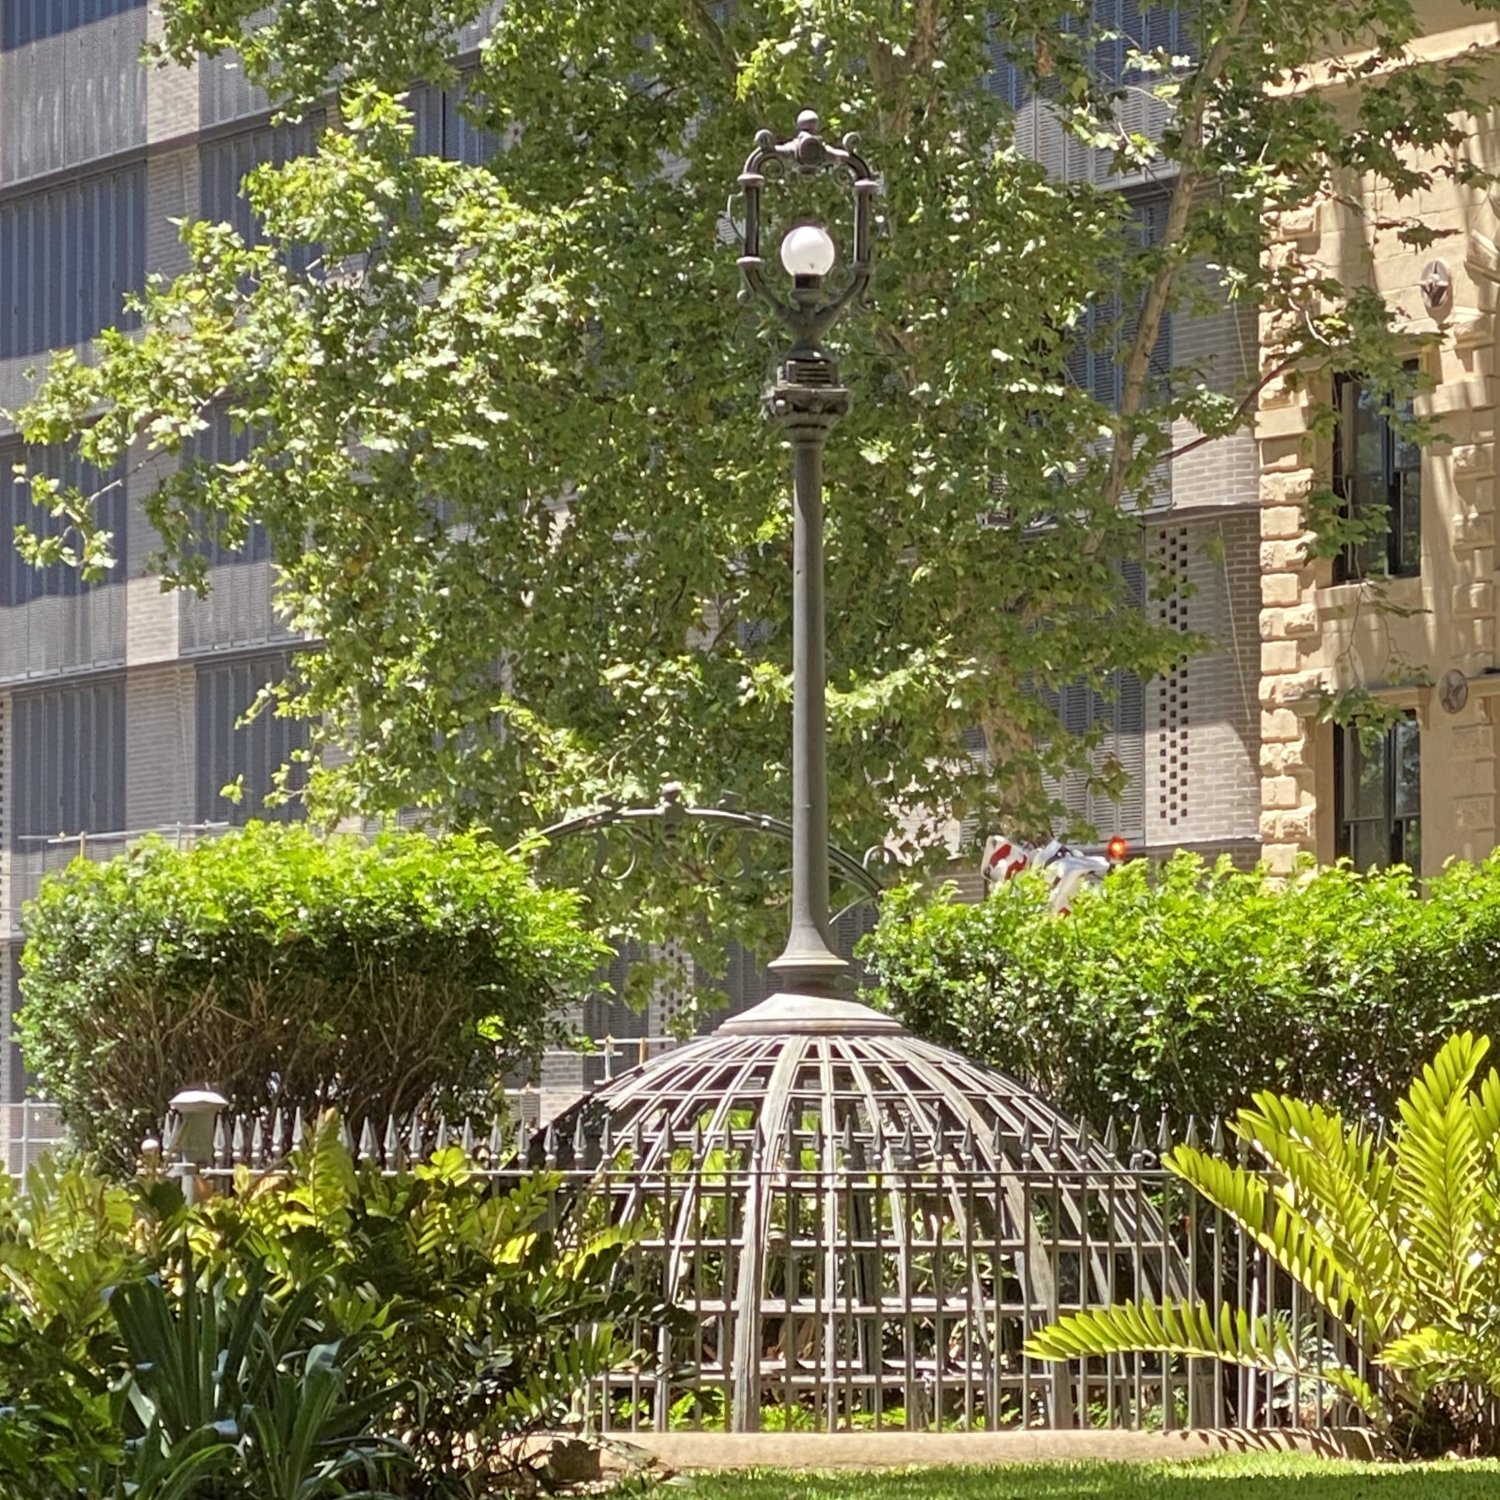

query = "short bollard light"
167;1086;227;1202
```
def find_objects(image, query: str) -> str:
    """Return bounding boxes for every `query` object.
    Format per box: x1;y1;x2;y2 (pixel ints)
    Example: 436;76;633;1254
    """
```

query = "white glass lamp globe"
779;223;837;278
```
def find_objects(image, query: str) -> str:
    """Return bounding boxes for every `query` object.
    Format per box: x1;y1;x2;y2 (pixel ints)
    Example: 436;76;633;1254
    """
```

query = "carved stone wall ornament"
1439;668;1470;715
1420;259;1453;315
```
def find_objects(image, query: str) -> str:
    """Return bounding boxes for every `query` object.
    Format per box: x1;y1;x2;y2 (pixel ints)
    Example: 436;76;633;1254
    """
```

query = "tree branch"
1160;352;1303;464
1105;0;1254;507
685;0;737;78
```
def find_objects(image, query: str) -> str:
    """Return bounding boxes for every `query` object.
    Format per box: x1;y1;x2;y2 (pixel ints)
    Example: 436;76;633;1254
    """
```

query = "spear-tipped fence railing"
98;1100;1373;1437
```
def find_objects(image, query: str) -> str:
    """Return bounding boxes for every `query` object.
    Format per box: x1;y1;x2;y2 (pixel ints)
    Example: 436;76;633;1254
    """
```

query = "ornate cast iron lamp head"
736;109;877;375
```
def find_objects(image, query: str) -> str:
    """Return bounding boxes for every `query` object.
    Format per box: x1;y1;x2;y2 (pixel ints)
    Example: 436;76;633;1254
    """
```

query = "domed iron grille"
544;1000;1195;1433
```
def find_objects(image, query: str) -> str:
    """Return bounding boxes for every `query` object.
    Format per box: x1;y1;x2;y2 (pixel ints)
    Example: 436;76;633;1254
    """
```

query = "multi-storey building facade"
0;7;327;1123
986;42;1265;874
0;8;1267;1140
1255;4;1500;877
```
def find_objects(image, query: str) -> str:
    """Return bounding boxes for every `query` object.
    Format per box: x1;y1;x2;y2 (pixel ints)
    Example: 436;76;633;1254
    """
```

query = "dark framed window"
1332;366;1421;582
1334;715;1419;871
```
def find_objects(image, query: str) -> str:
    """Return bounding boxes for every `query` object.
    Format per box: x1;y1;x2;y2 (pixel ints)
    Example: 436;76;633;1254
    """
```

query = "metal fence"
0;1095;1372;1435
129;1106;1370;1437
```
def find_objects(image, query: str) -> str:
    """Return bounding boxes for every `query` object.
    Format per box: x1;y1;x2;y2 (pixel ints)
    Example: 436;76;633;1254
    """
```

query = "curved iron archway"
511;782;886;922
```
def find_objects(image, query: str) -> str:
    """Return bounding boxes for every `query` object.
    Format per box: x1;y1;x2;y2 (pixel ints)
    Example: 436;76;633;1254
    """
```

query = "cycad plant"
1025;1032;1500;1455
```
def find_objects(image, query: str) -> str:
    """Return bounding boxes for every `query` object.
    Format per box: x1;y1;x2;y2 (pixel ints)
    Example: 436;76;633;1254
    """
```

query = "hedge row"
19;823;605;1164
861;853;1500;1127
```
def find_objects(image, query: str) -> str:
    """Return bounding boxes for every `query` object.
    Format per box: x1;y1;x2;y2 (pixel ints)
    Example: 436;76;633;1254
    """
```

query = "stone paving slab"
602;1428;1382;1471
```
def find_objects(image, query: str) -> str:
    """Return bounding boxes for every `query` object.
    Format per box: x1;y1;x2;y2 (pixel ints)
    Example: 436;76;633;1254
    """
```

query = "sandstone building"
1255;1;1500;877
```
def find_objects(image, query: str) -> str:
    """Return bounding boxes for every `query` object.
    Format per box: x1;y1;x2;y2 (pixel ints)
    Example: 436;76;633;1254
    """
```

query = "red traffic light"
1105;836;1130;864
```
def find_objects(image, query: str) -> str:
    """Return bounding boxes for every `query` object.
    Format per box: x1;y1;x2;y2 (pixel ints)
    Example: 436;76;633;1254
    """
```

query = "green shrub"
862;852;1500;1127
0;1123;660;1499
1027;1032;1500;1457
18;823;607;1165
199;1116;679;1494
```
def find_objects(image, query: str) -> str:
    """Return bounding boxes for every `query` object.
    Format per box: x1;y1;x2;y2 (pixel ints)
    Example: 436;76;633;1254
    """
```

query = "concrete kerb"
600;1428;1383;1472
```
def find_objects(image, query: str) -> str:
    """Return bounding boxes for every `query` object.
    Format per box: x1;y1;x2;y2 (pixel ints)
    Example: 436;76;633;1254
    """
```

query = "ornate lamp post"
737;111;877;998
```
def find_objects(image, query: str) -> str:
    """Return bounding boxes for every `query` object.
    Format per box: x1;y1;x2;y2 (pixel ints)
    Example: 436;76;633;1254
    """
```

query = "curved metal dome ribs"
545;994;1195;1433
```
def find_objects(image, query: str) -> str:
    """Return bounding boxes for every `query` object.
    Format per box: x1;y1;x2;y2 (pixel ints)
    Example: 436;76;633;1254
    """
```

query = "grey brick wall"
1170;296;1259;513
125;662;196;831
145;146;199;280
1143;510;1261;853
144;3;199;146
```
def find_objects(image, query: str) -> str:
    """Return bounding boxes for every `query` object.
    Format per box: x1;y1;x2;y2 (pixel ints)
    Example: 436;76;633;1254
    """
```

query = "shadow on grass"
686;1455;1500;1500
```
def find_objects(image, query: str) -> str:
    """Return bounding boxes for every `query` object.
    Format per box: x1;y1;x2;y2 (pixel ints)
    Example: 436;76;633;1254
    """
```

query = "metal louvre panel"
1040;559;1148;841
693;913;877;1028
0;443;129;605
0;443;129;682
193;652;306;824
1;0;144;49
582;942;647;1041
988;3;1192;183
409;76;501;163
454;2;501;55
65;3;146;168
3;946;20;1103
577;942;647;1089
198;9;271;129
0;4;145;182
0;589;127;683
0;162;145;358
9;675;125;845
1066;193;1173;504
199;117;320;271
178;559;296;654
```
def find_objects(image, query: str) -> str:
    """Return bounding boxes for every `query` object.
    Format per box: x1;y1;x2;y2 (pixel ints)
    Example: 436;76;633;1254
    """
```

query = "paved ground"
600;1428;1382;1471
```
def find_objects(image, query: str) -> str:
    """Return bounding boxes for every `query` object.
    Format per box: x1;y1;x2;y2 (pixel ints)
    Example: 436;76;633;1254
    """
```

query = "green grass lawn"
683;1453;1500;1498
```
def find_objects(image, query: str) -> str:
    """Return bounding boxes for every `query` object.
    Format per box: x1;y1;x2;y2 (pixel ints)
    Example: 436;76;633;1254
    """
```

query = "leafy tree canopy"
12;0;1488;955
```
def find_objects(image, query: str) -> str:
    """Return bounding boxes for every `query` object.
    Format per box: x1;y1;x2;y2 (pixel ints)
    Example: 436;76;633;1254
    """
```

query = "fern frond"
292;1111;356;1234
1470;1064;1500;1154
1233;1095;1404;1329
1380;1324;1500;1391
1024;1299;1383;1422
1394;1032;1487;1310
1165;1144;1353;1325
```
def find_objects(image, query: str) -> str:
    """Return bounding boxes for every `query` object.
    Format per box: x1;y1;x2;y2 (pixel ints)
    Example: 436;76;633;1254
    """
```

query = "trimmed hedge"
861;852;1500;1128
19;822;606;1163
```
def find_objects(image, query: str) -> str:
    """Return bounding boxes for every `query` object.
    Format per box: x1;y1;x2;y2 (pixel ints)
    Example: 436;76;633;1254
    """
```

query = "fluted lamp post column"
737;112;877;999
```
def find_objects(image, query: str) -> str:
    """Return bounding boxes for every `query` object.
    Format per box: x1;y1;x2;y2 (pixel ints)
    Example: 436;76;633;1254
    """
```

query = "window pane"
1396;818;1420;873
1394;717;1420;820
1393;423;1420;474
1396;470;1421;576
1352;384;1385;476
1347;819;1388;872
1344;729;1388;823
